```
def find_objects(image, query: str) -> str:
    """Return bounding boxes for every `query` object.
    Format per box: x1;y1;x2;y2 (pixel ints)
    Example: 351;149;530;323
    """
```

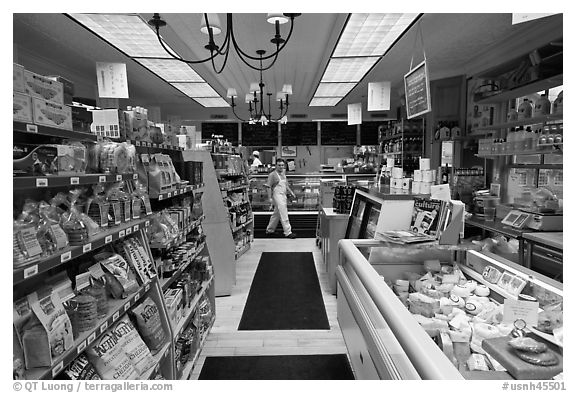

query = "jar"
518;99;533;119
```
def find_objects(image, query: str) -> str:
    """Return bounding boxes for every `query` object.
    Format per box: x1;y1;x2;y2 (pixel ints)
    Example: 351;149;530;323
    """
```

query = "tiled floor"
189;238;348;379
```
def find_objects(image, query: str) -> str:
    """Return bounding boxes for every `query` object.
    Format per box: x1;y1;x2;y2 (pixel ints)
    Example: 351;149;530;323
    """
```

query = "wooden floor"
190;238;349;379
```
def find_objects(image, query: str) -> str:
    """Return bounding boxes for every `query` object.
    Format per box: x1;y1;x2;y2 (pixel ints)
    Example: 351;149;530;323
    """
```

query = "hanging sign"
404;60;431;119
96;62;129;98
368;82;391;111
347;103;362;125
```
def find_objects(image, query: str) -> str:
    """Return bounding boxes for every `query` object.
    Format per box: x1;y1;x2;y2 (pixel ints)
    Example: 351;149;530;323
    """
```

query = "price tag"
52;361;64;377
145;220;150;228
23;265;38;279
26;124;38;133
126;227;132;235
36;178;48;187
116;175;122;181
88;332;96;344
105;235;113;244
167;192;172;198
145;283;150;292
134;293;140;302
133;224;139;232
83;243;92;253
159;194;164;201
70;177;80;185
124;303;131;312
100;321;108;334
60;251;72;263
99;175;107;183
77;341;87;354
153;143;158;148
135;140;141;146
113;311;120;322
119;230;126;238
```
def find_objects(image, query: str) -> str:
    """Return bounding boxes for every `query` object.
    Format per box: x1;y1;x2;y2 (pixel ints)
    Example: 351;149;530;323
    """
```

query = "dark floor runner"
238;252;330;330
199;354;354;380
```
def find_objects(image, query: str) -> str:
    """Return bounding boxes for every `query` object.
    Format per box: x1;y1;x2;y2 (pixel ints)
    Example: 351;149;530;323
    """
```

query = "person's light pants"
266;195;292;236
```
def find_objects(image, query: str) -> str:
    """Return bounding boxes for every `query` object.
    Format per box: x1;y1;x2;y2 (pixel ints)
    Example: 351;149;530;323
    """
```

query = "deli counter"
336;239;563;379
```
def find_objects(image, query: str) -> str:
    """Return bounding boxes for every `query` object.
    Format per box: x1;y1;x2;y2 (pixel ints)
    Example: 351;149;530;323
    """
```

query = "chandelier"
147;13;301;73
226;50;291;125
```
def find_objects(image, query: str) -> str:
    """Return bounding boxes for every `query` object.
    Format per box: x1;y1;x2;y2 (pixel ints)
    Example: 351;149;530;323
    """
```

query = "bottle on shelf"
553;91;563;114
534;94;551;117
518;98;533;120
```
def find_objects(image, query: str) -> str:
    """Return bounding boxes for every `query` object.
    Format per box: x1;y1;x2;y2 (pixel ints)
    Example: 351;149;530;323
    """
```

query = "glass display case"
336;239;563;380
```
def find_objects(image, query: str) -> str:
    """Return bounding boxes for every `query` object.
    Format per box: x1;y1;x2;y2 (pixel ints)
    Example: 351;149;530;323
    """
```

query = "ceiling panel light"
172;82;220;97
315;83;356;97
70;13;177;58
333;13;419;57
310;97;342;107
321;57;379;83
194;97;230;107
135;59;204;82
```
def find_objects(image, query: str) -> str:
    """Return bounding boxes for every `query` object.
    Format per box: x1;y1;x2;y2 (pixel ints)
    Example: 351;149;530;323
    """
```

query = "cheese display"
387;261;563;377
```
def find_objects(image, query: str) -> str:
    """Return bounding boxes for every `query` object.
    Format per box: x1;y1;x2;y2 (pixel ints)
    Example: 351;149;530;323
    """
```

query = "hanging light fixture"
226;50;292;125
148;13;301;73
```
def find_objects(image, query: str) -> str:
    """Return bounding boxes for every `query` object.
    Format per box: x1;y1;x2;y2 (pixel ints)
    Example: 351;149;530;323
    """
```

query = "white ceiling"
12;13;563;121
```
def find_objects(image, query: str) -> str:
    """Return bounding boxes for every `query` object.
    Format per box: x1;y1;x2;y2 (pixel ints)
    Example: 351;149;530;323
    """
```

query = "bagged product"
23;289;74;368
97;253;139;298
120;237;157;283
131;297;167;353
13;201;43;267
85;184;110;228
111;315;155;375
85;331;139;380
59;354;101;380
191;191;204;220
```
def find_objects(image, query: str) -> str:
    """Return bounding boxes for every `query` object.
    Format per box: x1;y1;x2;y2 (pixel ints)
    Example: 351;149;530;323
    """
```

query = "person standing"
265;159;297;238
250;150;263;172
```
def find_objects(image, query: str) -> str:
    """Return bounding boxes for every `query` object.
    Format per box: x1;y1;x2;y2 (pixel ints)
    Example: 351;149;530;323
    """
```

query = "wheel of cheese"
474;284;490;297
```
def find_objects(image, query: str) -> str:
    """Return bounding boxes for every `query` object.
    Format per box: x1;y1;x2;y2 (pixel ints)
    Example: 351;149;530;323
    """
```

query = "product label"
112;311;120;322
99;175;107;183
82;243;92;253
75;272;91;291
23;265;38;279
124;303;130;312
61;251;72;263
26;124;38;133
116;175;122;181
99;321;108;334
105;235;112;244
87;332;96;344
77;341;87;354
36;178;48;188
126;227;132;235
70;177;80;185
119;230;125;238
51;224;69;249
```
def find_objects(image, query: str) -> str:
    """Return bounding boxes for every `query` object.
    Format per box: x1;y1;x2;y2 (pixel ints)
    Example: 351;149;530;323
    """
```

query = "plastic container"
507;108;518;122
553;91;563;114
534;94;551;117
517;99;533;119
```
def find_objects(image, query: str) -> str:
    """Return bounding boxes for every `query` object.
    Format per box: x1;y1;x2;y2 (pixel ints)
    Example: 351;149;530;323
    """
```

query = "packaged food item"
537;301;563;334
96;253;140;298
111;315;155;375
86;331;139;380
508;337;548;353
67;293;98;335
119;237;156;284
85;184;110;228
99;142;130;174
131;297;167;353
32;98;73;130
13;92;33;122
191;191;204;220
24;70;64;103
13;354;25;380
23;289;74;368
37;201;69;255
13;63;26;93
59;354;101;380
105;182;132;225
515;349;559;366
13;201;44;267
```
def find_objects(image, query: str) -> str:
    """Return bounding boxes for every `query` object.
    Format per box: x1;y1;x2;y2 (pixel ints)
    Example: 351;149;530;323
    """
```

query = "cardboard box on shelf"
13;63;25;93
24;70;64;104
13;92;33;122
90;108;127;138
32;97;73;130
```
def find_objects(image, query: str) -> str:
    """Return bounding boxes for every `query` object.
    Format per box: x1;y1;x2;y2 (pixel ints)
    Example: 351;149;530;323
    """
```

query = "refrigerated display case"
336;239;563;380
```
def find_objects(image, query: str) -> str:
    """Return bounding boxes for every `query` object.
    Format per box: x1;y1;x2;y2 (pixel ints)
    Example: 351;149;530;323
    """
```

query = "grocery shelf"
215;170;243;177
476;146;562;158
474;74;563;104
220;184;248;192
14;121;97;141
232;219;253;233
13;173;139;190
379;132;423;142
13;216;153;285
471;113;563;132
129;139;184;151
227;200;251;208
153;183;205;201
172;275;214;340
141;341;172;380
160;243;206;290
179;315;215;380
150;216;205;249
23;279;155;380
235;243;251;260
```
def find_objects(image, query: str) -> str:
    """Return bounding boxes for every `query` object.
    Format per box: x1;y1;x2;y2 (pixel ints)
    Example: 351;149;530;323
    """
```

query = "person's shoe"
285;233;297;239
265;231;275;237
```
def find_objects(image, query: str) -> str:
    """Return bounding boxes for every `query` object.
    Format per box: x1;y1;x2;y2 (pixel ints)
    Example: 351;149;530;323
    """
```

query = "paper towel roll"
402;178;412;190
386;158;395;168
420;182;432;194
413;169;422;182
422;170;434;183
412;181;421;194
419;158;431;170
391;178;402;189
392;167;403;179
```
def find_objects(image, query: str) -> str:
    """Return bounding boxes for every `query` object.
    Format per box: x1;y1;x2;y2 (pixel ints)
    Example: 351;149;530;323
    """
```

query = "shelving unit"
179;315;215;380
14;121;97;141
160;242;206;291
129;139;184;151
13;173;139;190
471;113;563;132
474;74;563;105
152;183;205;201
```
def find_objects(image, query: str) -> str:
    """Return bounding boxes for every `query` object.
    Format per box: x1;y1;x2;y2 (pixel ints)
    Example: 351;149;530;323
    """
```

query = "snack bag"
111;316;155;375
59;354;101;380
97;253;140;298
131;297;167;353
86;331;139;380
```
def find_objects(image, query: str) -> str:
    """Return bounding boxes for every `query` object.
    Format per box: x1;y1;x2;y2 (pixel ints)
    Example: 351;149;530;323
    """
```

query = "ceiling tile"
70;13;177;58
135;58;204;82
314;82;356;97
194;97;230;107
171;82;221;97
309;97;342;106
321;57;379;82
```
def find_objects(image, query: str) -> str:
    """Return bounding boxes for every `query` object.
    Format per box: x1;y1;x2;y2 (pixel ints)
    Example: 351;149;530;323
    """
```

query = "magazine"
410;197;444;236
378;230;436;244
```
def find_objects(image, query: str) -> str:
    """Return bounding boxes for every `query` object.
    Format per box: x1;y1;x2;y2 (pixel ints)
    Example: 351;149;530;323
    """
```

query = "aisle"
190;238;349;379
